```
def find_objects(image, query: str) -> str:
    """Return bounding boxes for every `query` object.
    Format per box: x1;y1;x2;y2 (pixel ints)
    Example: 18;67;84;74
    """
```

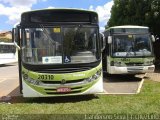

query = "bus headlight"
146;61;153;65
23;74;28;79
110;61;114;66
85;69;102;83
113;61;122;67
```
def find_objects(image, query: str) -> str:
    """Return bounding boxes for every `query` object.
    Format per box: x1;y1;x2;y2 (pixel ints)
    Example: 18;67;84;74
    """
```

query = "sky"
0;0;113;32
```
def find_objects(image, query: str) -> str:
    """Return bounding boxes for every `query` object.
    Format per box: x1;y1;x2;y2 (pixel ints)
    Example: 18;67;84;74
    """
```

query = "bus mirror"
12;28;20;50
100;33;105;51
151;35;155;42
108;36;112;44
12;28;15;42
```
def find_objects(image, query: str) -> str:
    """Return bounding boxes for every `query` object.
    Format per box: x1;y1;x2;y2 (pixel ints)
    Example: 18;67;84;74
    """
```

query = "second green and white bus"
13;9;104;97
103;25;155;75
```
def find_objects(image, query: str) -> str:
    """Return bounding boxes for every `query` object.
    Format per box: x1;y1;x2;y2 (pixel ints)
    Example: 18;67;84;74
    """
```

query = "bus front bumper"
109;65;155;74
22;77;103;97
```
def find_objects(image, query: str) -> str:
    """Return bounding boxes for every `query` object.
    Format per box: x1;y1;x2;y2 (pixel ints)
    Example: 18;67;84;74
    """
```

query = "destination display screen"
111;28;149;34
21;10;98;24
30;12;90;22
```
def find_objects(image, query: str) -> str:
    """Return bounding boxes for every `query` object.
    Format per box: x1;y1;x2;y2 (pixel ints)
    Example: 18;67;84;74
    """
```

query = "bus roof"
21;8;98;16
20;8;98;25
108;25;149;30
104;25;149;34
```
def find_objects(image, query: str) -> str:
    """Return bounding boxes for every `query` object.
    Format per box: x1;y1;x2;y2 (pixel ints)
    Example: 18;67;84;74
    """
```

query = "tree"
107;0;160;36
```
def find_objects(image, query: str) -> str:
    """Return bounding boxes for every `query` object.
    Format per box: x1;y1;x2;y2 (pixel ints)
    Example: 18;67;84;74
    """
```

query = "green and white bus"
12;9;104;97
103;25;155;75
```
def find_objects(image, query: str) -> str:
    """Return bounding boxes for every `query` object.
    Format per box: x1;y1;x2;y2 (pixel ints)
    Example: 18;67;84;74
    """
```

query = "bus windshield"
22;26;99;64
112;34;153;57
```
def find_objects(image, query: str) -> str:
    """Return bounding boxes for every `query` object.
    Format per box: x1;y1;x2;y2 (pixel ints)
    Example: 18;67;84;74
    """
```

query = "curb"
136;73;146;94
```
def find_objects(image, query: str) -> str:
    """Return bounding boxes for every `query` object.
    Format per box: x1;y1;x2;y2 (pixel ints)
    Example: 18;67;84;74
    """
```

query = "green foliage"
107;0;160;35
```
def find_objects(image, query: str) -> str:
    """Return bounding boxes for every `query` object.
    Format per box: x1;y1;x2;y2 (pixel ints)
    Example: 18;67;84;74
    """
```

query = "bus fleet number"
38;75;54;80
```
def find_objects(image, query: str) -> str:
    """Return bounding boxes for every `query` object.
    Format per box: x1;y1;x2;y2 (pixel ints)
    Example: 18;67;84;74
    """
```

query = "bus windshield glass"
112;34;153;57
22;26;99;64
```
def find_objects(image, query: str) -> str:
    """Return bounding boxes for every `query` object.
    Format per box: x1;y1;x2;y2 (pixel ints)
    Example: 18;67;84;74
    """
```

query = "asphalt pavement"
0;63;20;97
103;73;144;94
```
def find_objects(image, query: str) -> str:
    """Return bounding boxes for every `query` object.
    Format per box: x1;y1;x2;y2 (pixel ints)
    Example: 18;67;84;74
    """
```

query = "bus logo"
61;79;66;84
45;58;49;62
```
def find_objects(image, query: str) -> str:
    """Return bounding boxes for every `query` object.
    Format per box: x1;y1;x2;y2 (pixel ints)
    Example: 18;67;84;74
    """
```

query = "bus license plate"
57;87;71;92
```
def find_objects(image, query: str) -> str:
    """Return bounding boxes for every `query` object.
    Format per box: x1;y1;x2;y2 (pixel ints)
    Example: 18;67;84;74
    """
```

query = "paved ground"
103;73;144;94
145;66;160;82
0;63;20;97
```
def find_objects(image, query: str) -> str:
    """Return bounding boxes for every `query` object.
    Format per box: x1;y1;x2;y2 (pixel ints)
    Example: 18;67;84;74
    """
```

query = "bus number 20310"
38;75;54;80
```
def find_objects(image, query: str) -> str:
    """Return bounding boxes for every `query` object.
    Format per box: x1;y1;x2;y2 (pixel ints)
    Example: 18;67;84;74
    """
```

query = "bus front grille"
125;63;144;66
41;79;84;84
36;67;91;73
44;86;82;91
127;67;143;72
